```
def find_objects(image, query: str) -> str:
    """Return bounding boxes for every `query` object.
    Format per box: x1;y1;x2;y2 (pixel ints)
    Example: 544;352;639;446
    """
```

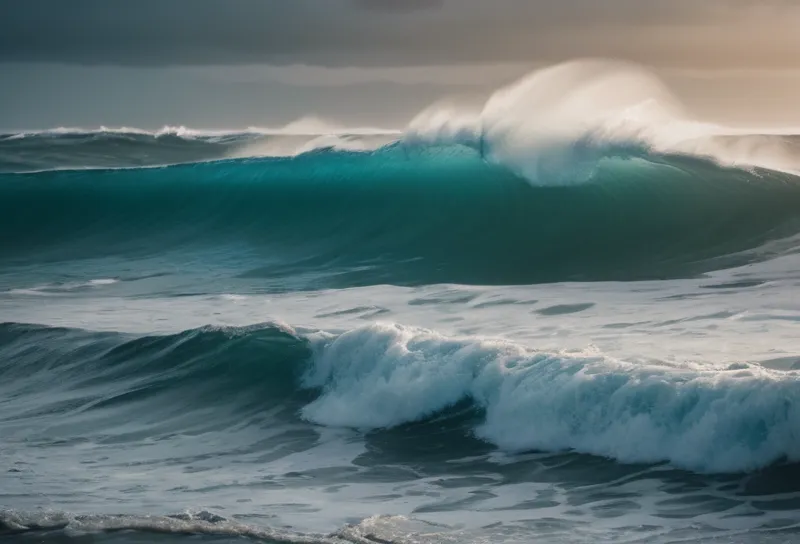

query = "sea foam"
404;59;800;181
302;322;800;473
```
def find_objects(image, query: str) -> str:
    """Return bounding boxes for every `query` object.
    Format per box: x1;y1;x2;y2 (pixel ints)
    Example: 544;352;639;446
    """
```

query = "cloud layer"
1;0;797;68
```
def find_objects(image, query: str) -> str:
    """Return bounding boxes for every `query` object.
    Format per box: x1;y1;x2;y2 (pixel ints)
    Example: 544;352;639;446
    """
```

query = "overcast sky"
1;0;798;129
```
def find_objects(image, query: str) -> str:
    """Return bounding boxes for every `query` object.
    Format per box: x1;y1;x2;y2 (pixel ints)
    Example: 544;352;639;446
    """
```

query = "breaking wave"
2;321;798;474
2;143;800;288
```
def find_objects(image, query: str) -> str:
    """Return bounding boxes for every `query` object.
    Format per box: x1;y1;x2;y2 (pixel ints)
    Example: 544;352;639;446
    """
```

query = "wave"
4;61;800;287
406;59;800;180
0;510;443;544
2;143;800;287
2;321;798;474
2;118;399;139
5;278;120;296
0;508;392;544
0;119;399;172
5;61;800;177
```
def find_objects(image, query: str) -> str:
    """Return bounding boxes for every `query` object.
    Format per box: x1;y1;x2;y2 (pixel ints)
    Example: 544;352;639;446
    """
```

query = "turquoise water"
1;130;800;544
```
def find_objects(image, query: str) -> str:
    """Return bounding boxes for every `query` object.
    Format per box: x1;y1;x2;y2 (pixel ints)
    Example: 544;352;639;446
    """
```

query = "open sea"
2;62;800;544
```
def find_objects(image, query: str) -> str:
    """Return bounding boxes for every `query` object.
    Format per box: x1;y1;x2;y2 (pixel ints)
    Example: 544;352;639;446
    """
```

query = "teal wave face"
0;322;311;433
2;145;800;288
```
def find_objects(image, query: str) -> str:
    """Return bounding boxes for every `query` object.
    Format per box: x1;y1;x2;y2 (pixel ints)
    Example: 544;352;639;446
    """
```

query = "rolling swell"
2;321;799;474
0;127;396;173
2;144;800;287
0;129;245;173
0;322;309;428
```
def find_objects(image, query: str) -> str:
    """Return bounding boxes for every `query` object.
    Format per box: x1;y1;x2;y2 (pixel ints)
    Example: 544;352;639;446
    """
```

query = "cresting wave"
5;61;799;176
2;145;800;287
406;59;800;179
2;321;798;474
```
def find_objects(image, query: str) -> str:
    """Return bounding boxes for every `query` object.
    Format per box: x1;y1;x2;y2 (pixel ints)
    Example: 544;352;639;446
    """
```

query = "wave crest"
2;321;798;474
405;59;800;183
302;323;800;473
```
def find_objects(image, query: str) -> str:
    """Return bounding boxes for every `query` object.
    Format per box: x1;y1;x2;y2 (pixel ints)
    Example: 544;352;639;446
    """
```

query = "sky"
1;0;799;129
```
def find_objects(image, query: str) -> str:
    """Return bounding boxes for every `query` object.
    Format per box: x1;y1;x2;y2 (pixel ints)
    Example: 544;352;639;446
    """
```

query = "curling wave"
405;59;800;180
4;60;800;288
2;321;798;473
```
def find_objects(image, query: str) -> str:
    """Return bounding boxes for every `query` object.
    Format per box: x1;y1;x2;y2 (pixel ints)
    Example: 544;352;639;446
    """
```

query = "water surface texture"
3;63;800;544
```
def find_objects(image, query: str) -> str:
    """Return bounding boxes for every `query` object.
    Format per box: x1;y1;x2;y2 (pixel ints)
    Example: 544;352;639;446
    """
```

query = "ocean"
2;62;800;543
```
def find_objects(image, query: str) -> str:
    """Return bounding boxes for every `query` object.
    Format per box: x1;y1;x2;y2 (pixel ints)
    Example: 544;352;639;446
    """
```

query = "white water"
301;322;800;473
405;59;800;183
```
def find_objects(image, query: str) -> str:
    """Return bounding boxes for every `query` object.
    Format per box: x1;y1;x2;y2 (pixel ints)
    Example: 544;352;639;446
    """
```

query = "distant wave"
1;117;400;139
4;61;800;176
0;117;399;172
2;321;798;473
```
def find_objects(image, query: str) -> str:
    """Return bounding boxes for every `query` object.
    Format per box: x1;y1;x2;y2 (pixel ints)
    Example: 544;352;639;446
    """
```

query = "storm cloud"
0;0;797;68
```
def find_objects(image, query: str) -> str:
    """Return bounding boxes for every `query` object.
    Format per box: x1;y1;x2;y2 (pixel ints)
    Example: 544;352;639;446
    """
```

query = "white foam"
4;279;119;296
0;118;401;161
87;278;119;286
0;509;454;544
5;288;51;296
269;116;399;137
404;59;800;183
229;133;395;159
0;510;342;543
301;322;800;473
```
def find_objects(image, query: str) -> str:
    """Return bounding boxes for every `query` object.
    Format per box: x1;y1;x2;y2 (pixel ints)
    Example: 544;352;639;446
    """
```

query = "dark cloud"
0;0;796;68
0;63;464;129
352;0;444;12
